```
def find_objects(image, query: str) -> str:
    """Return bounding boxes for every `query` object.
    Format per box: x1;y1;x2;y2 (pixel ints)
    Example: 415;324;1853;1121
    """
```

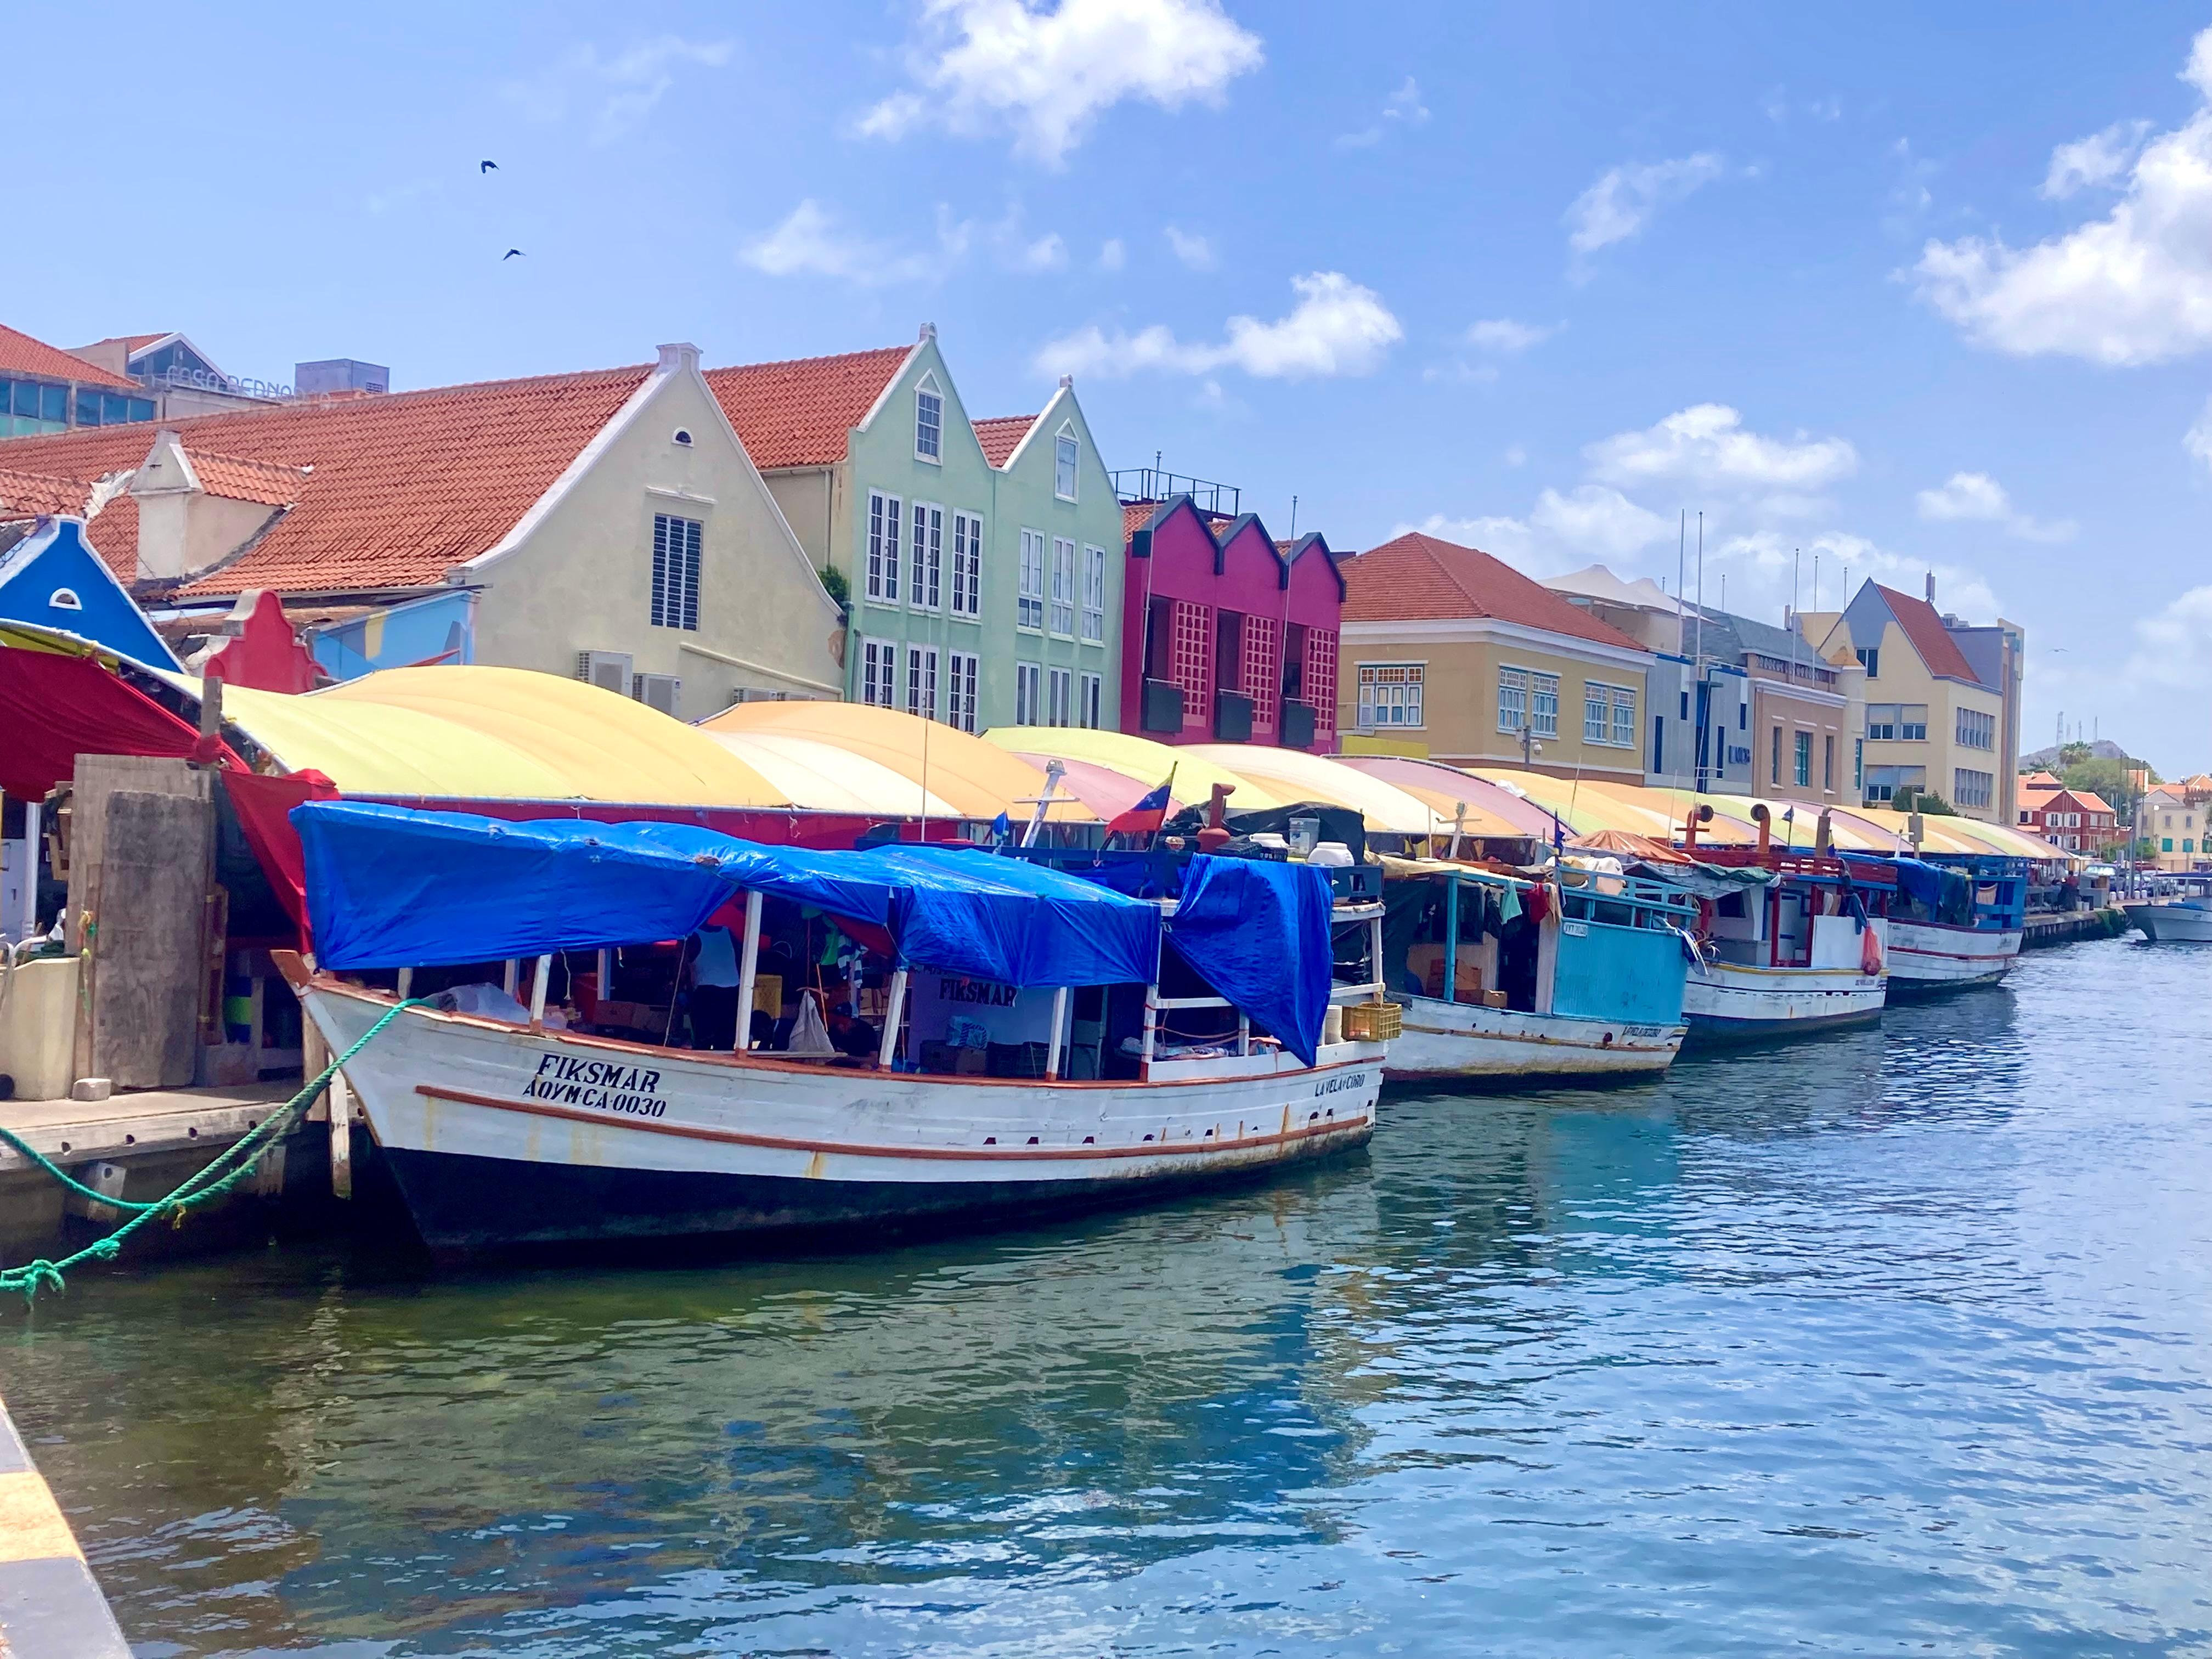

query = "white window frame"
1053;422;1079;501
946;650;979;733
1583;683;1611;744
905;643;939;720
650;512;702;631
950;511;983;618
1079;671;1103;730
1080;543;1107;642
1531;671;1560;739
1047;666;1073;727
1610;686;1635;748
1048;537;1076;636
1497;666;1528;735
860;637;899;708
1357;663;1424;730
1018;529;1045;630
910;501;943;612
915;375;943;464
866;490;902;604
1015;661;1042;726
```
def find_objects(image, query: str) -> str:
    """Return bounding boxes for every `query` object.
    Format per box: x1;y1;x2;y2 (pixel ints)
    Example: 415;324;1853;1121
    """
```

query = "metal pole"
734;889;763;1051
1444;874;1460;1002
19;798;41;943
878;967;908;1068
1046;984;1070;1077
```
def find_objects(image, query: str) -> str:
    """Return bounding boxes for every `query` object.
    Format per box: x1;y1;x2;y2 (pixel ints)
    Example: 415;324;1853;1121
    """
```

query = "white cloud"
741;199;942;284
1465;318;1560;353
859;0;1263;165
2041;119;2152;199
1014;231;1068;272
2186;394;2212;472
2127;583;2212;689
1035;270;1401;380
1098;236;1126;270
1336;75;1429;149
1396;487;1671;579
1565;152;1726;258
1914;471;2075;541
503;35;734;144
1165;225;1215;270
1503;444;1527;468
1707;531;2001;625
1584;403;1858;496
1916;27;2212;364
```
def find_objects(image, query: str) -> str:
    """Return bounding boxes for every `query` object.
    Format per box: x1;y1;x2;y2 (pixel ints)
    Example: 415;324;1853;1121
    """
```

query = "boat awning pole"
1046;985;1070;1077
878;967;909;1069
527;953;552;1030
733;890;763;1051
1445;873;1460;1002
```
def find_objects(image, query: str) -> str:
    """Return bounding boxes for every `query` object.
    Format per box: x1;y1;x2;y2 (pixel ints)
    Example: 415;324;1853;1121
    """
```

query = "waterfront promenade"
3;933;2205;1654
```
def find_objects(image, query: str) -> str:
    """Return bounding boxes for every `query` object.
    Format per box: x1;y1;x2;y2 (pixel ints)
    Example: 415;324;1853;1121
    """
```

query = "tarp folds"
1165;855;1335;1067
293;802;1163;988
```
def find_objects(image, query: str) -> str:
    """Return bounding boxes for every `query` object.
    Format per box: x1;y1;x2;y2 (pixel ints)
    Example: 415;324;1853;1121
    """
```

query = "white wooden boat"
284;803;1390;1256
1858;854;2028;994
1678;848;1891;1043
290;970;1383;1254
1378;856;1696;1086
2125;900;2212;942
1883;918;2022;988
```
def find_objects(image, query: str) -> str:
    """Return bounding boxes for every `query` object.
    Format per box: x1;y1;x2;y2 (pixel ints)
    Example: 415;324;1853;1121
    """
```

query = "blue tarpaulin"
294;802;1161;988
1166;855;1335;1067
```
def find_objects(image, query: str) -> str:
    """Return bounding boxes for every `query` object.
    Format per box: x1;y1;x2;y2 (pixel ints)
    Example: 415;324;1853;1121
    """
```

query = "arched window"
48;586;82;611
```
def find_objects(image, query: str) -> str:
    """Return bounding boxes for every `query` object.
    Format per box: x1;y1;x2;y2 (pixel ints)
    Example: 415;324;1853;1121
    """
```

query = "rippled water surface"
5;935;2211;1656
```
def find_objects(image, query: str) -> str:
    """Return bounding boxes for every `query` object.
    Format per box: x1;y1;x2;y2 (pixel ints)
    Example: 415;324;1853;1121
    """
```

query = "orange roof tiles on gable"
972;414;1037;467
186;452;306;506
1870;582;1982;685
1339;532;1646;652
0;323;141;390
1122;500;1160;541
704;345;911;470
0;364;651;598
0;467;94;519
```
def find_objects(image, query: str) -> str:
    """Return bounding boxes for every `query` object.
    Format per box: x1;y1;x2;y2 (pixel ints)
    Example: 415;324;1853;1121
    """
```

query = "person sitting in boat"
683;922;743;1051
827;1001;881;1060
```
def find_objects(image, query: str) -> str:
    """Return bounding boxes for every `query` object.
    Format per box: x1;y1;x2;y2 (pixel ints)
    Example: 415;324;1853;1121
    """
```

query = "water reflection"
5;938;2211;1655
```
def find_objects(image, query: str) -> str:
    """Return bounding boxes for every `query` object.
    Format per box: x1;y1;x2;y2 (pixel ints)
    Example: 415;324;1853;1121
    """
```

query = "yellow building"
2140;784;2210;871
1813;578;2021;823
1337;533;1655;783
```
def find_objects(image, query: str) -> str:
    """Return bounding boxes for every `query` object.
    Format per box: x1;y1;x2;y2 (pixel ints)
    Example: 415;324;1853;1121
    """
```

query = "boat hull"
2125;903;2212;943
1681;961;1886;1044
1884;920;2022;992
303;981;1384;1254
1383;996;1683;1087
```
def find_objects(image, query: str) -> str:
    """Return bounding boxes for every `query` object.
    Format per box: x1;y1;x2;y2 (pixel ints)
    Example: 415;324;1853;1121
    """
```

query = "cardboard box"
1407;943;1484;1002
1480;989;1509;1009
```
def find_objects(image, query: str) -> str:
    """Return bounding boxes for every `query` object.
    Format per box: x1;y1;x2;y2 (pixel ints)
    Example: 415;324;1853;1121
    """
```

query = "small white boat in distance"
284;803;1391;1257
2124;899;2212;942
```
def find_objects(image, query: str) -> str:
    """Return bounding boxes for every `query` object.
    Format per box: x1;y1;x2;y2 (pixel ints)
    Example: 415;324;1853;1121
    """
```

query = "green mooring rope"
0;998;427;1307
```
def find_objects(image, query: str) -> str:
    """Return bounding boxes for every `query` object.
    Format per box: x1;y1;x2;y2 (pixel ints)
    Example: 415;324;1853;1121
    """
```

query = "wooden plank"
89;790;214;1088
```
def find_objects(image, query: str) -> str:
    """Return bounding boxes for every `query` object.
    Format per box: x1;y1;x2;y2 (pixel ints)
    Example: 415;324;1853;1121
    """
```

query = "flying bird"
481;160;498;172
503;248;524;259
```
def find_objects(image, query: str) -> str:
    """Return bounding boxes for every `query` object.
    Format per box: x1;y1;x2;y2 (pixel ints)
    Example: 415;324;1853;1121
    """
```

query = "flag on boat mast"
1108;768;1176;839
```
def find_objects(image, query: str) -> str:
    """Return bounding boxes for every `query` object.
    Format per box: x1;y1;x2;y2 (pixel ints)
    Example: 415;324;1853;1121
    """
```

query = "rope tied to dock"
0;998;427;1308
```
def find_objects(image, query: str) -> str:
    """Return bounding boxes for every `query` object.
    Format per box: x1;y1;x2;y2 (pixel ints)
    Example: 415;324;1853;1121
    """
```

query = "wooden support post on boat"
733;890;763;1051
327;1066;355;1199
878;967;908;1069
501;959;519;997
1046;985;1070;1077
396;966;413;1001
1236;1011;1250;1057
527;953;552;1030
1140;984;1160;1077
1444;874;1460;1003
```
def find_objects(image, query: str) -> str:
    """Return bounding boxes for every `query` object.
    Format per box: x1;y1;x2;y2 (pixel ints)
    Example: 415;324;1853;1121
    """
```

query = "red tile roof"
704;345;911;470
187;452;306;506
1122;500;1160;541
82;494;139;578
972;414;1037;467
0;364;651;597
0;322;138;390
0;467;94;519
1339;532;1646;651
1870;583;1982;684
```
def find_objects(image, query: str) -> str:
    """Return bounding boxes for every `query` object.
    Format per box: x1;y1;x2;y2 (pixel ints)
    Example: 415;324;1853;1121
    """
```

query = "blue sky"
17;2;2212;771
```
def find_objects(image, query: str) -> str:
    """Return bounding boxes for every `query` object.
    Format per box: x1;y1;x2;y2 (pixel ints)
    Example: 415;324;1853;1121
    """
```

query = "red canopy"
0;646;220;797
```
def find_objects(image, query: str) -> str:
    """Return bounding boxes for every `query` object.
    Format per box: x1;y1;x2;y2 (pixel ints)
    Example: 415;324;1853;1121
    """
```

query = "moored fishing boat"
281;803;1391;1256
1848;853;2027;992
1375;855;1699;1086
2124;898;2212;942
1674;826;1893;1044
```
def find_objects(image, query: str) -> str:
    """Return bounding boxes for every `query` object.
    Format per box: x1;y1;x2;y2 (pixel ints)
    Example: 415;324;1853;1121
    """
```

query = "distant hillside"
2021;739;2136;770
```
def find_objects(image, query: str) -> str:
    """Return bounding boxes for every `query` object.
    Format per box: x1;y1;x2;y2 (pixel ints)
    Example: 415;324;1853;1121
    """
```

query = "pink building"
1119;495;1343;751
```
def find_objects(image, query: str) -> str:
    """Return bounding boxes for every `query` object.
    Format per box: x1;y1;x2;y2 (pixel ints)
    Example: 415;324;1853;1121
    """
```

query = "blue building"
0;516;180;669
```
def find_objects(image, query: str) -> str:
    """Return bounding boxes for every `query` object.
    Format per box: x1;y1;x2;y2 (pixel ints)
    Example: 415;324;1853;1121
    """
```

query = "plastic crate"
1341;1001;1401;1041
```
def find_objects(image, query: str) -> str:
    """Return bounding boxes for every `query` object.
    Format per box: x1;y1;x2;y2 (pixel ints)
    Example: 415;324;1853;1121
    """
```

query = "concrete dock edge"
0;1393;129;1659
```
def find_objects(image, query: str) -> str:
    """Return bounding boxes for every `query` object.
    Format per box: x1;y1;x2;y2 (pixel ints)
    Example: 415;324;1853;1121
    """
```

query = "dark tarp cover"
1845;854;1974;925
1163;799;1368;862
294;802;1161;988
1165;854;1335;1067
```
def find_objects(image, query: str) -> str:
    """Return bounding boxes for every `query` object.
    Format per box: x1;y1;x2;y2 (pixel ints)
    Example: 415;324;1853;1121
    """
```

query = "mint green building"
710;327;1123;731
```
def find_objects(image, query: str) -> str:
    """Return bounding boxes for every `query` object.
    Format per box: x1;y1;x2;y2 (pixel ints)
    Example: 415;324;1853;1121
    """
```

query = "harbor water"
3;933;2208;1656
